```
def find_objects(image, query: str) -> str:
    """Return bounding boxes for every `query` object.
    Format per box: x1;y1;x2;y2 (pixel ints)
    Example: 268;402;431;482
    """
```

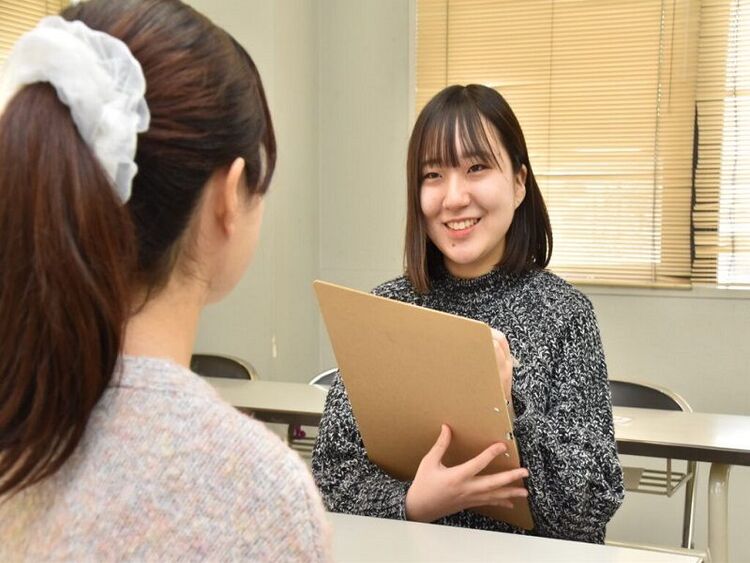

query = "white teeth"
446;219;479;230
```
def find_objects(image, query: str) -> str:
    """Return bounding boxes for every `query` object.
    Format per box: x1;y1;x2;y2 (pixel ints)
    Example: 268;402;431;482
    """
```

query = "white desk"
328;512;701;562
207;378;750;562
205;377;326;426
614;408;750;563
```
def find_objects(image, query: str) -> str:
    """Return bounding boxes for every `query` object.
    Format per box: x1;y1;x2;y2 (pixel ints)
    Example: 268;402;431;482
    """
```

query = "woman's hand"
405;424;529;523
491;328;513;402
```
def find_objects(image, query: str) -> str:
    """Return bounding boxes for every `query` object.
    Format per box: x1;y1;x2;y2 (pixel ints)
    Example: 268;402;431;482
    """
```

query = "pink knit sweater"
0;356;331;561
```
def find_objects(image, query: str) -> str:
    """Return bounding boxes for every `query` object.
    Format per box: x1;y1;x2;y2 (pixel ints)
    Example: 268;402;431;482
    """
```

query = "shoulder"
371;275;421;304
515;269;595;319
110;365;328;557
504;270;599;347
103;358;325;521
187;397;330;558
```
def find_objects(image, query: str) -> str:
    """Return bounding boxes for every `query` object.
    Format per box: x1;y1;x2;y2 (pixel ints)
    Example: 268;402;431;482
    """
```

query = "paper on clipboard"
314;280;534;530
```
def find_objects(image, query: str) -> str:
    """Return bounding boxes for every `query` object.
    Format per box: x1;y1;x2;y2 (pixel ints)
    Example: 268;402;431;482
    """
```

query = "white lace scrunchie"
0;16;150;203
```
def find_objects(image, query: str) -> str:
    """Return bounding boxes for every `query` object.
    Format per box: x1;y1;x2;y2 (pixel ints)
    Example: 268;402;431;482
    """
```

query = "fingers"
491;329;512;358
492;329;520;368
491;329;514;400
425;423;452;464
494;499;515;510
456;441;509;477
470;467;530;495
472;487;529;508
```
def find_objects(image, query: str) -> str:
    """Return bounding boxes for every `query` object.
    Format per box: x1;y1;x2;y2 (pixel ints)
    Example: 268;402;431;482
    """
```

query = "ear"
211;157;246;236
513;164;527;209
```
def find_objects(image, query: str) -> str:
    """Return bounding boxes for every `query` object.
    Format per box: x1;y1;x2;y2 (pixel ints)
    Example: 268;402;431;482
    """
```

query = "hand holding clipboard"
314;280;534;530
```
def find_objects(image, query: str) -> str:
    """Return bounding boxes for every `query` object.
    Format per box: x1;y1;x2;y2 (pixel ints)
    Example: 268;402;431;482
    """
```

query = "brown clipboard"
314;280;534;530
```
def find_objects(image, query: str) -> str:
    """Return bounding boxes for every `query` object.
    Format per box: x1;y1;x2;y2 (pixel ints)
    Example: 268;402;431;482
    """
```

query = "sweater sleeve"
512;300;624;543
311;371;410;519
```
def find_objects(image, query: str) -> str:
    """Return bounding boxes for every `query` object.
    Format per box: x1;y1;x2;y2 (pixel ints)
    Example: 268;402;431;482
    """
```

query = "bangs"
417;103;501;171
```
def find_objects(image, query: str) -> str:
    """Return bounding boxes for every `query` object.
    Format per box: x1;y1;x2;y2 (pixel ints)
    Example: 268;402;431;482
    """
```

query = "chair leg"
681;461;697;549
286;424;294;445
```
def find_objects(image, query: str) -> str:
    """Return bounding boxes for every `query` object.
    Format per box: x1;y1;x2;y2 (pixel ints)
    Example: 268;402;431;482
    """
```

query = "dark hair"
0;0;275;496
404;84;552;293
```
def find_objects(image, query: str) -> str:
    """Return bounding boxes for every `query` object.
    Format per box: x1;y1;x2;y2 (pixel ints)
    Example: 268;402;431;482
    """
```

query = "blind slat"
419;0;750;289
0;1;67;68
417;0;707;287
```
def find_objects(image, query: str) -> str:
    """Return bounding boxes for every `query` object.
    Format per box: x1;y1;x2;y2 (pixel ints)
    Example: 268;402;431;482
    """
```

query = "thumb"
426;424;452;464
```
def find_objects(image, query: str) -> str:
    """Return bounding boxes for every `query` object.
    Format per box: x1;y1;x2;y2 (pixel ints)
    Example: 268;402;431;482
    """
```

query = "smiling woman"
405;85;551;293
312;84;625;545
417;107;529;280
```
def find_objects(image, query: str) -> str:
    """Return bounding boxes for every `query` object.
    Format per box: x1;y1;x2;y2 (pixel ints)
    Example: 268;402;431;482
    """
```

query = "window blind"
417;0;701;287
1;1;68;66
693;0;750;287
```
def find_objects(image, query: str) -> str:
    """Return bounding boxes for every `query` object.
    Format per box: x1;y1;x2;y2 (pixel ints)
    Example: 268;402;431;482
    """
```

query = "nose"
442;171;470;210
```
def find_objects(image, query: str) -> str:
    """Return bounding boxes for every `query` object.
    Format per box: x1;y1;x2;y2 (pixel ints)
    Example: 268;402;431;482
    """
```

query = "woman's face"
419;122;526;279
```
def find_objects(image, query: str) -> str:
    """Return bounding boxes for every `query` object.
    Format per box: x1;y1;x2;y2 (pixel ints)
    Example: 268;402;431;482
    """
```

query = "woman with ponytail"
0;1;330;559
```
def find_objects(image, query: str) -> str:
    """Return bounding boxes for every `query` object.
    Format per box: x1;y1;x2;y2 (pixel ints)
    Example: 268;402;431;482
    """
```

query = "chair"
287;368;338;456
610;379;698;550
190;353;259;380
309;367;338;391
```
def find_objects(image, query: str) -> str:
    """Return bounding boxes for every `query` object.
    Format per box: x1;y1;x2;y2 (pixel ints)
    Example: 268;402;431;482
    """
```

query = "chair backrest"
190;353;258;380
609;379;692;412
309;368;338;390
610;379;698;551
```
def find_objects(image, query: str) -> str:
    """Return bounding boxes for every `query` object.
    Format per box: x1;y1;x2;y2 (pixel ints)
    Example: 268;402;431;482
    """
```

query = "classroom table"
614;408;750;563
205;377;326;427
327;512;701;562
206;377;750;563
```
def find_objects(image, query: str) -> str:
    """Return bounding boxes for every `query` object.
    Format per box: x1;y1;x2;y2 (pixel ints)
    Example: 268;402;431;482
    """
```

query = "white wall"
189;0;320;383
191;1;750;559
317;0;411;369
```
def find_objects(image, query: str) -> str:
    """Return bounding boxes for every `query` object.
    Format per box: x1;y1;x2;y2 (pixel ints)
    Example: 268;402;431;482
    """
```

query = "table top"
327;512;701;562
613;407;750;465
206;377;750;465
205;377;327;426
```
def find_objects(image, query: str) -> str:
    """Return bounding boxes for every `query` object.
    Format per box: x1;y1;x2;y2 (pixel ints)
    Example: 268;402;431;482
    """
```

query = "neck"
122;276;207;368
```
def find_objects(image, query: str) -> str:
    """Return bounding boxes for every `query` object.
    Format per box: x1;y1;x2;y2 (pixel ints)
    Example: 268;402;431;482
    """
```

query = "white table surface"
205;377;326;425
206;378;750;466
207;377;748;562
328;512;701;563
614;407;750;465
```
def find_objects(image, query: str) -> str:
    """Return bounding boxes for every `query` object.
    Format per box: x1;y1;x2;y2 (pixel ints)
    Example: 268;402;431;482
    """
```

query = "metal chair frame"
287;368;338;455
190;353;259;380
610;378;698;550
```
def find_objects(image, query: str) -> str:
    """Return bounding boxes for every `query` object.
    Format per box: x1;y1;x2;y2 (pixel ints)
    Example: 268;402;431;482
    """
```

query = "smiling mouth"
445;218;480;231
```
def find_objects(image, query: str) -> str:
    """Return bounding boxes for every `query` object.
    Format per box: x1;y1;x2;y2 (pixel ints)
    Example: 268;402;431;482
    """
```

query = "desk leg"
708;463;731;563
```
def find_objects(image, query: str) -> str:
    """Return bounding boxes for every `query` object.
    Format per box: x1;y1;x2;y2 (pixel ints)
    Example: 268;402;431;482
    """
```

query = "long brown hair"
404;84;552;293
0;0;275;496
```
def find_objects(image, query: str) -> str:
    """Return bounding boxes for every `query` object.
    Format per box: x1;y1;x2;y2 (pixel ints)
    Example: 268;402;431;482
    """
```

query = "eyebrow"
422;150;501;168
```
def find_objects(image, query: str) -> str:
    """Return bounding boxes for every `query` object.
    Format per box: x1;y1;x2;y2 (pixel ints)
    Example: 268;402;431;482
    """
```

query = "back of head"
0;0;275;496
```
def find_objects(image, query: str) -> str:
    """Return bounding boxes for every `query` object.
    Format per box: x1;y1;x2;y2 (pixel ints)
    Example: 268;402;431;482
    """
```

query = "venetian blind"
417;0;700;287
693;0;750;287
0;1;68;66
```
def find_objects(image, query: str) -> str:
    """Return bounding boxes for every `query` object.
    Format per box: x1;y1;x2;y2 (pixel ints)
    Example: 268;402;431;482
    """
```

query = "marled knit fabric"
312;267;624;544
1;356;331;562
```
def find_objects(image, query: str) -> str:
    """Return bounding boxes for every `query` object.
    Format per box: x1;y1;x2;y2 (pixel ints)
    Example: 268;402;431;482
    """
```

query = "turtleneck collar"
430;261;527;296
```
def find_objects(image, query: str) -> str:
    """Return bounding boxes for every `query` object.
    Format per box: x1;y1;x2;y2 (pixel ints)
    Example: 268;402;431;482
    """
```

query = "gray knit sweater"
312;267;624;544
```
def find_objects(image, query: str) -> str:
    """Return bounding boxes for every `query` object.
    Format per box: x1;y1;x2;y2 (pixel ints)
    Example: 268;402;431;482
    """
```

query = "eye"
468;163;488;174
422;171;441;182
